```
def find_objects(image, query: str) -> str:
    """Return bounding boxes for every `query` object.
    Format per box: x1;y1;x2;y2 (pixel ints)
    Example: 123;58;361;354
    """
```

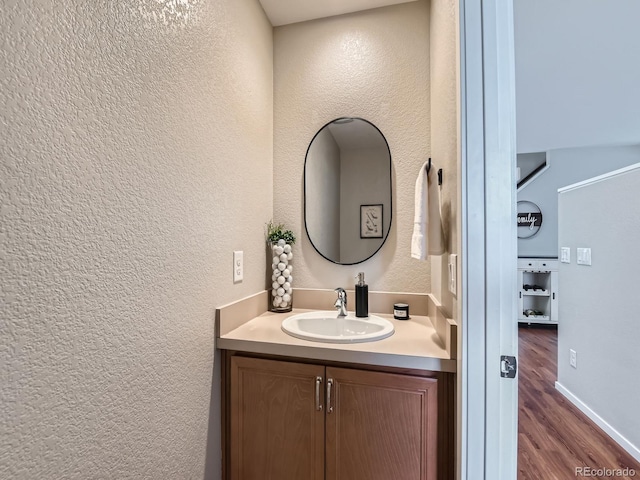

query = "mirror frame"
303;117;393;265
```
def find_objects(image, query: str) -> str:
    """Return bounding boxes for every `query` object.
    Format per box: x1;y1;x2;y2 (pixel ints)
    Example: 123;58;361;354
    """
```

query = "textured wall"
0;1;273;478
273;0;431;292
429;0;458;318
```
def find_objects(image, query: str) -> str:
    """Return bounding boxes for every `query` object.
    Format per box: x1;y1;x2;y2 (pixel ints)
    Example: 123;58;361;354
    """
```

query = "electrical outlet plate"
570;349;577;369
233;251;243;283
560;247;571;264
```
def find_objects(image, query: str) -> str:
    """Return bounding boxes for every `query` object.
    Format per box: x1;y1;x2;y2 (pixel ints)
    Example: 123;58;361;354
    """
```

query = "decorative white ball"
275;246;284;256
272;256;279;265
283;282;290;290
271;263;277;271
287;264;293;272
280;301;288;308
284;244;291;253
282;268;290;277
279;253;287;262
286;252;293;261
271;289;276;296
273;297;282;306
278;239;286;246
278;262;286;271
286;288;292;296
283;293;291;303
277;287;285;296
287;275;293;283
271;274;276;281
272;281;279;290
277;275;286;285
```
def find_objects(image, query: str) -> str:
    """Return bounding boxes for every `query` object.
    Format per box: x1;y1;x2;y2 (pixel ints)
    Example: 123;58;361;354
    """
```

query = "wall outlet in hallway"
570;349;577;369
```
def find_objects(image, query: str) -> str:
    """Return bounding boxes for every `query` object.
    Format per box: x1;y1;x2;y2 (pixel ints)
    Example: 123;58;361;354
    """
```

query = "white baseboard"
555;381;640;463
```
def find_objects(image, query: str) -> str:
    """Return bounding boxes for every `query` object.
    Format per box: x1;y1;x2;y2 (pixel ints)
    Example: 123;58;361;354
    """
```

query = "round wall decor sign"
517;201;543;239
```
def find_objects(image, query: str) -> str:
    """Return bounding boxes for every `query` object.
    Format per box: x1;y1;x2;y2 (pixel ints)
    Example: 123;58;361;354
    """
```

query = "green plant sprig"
266;221;296;245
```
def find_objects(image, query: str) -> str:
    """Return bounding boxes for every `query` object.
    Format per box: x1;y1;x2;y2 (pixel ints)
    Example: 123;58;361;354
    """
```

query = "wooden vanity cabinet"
325;366;437;480
225;354;447;480
229;357;325;480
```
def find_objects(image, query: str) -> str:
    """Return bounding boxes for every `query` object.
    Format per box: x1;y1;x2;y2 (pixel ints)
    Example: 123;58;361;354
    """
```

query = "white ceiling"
258;0;418;27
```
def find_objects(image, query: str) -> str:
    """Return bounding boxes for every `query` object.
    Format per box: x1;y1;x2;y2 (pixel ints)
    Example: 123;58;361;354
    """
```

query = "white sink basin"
281;311;394;343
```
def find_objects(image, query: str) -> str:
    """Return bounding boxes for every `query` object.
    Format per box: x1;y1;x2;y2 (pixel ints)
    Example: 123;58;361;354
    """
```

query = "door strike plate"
500;355;517;378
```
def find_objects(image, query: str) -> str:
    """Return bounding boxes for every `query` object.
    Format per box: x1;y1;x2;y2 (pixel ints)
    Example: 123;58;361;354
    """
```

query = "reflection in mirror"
304;118;392;265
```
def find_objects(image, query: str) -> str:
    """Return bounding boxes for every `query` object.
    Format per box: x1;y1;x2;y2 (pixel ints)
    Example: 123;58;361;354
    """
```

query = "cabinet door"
230;357;325;480
325;367;438;480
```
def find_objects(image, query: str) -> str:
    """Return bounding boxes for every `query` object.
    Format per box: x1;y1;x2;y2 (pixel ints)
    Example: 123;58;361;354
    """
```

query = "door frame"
458;0;519;478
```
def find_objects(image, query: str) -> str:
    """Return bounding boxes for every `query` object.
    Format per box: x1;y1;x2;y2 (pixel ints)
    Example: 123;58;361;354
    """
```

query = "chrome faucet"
334;288;348;317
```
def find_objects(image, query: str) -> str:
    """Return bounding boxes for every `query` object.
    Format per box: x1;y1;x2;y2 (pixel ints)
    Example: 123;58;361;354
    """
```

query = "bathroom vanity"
216;290;456;480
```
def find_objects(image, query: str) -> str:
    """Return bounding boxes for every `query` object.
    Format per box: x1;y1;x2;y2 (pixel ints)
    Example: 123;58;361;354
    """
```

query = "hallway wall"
557;164;640;462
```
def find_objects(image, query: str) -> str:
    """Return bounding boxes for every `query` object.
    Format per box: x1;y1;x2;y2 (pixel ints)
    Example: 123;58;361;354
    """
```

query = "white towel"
411;161;445;260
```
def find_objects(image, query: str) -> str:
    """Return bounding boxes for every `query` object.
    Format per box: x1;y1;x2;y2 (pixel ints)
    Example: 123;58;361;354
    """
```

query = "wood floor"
518;326;640;479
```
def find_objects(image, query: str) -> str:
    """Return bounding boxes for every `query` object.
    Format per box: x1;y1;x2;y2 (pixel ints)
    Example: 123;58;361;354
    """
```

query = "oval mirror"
304;117;392;265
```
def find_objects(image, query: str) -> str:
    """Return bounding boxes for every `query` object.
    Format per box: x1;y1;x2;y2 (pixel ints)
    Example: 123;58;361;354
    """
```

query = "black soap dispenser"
355;272;369;318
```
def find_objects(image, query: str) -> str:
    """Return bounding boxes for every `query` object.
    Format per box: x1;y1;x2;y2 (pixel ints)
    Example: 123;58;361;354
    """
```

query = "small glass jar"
393;303;410;320
268;239;293;313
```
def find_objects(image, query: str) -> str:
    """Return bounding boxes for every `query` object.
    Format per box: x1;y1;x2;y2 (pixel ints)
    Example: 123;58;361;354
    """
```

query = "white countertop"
217;308;456;373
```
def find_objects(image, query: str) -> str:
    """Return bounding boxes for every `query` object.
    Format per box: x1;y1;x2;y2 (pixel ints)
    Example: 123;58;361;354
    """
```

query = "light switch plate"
560;247;571;263
448;254;457;296
577;247;591;266
233;251;243;283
